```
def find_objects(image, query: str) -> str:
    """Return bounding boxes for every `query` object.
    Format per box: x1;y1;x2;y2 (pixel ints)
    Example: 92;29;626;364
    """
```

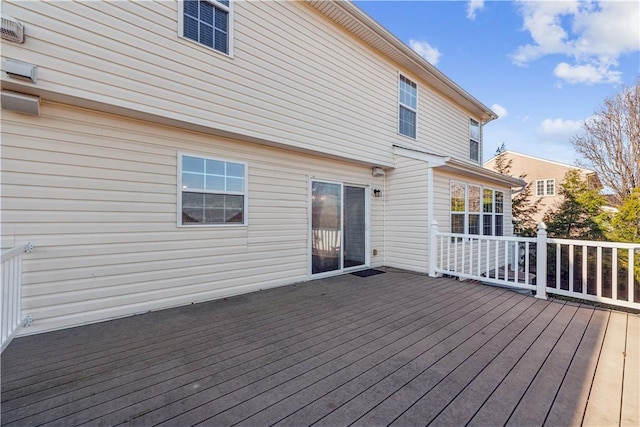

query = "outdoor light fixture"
373;188;382;197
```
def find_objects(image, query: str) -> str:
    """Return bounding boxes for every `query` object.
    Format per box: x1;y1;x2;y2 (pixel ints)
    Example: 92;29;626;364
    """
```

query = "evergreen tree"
607;188;640;243
543;169;607;240
491;144;541;236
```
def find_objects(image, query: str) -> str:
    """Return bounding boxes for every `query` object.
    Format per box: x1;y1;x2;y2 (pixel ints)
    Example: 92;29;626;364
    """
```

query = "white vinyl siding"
0;103;383;334
1;0;481;168
0;1;396;167
384;156;429;273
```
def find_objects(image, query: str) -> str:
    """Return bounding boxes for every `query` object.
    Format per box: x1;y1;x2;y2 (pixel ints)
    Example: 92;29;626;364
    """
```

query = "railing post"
535;222;547;300
429;220;438;277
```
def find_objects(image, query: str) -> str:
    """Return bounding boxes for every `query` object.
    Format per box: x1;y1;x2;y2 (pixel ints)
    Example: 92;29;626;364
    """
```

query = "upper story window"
536;179;555;196
179;153;247;226
469;119;480;162
181;0;232;55
398;75;417;138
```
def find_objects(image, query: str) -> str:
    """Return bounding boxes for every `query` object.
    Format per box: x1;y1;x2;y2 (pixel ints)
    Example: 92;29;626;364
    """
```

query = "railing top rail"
547;238;640;250
434;232;536;243
1;242;33;262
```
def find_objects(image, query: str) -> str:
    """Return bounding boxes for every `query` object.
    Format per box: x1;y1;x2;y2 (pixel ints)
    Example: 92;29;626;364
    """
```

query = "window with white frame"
181;0;231;55
469;119;480;162
535;179;555;196
179;153;247;225
450;181;504;237
399;75;417;138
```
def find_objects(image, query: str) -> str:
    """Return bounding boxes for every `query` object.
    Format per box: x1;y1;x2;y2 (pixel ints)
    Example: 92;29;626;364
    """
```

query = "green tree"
607;188;640;243
491;144;541;236
544;169;607;240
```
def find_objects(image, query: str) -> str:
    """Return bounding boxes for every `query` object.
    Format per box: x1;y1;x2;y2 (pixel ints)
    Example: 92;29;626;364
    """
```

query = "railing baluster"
582;245;588;296
525;243;530;285
493;240;500;279
569;244;574;292
612;247;618;300
2;243;32;353
628;248;634;303
461;238;466;275
596;246;602;298
556;243;561;290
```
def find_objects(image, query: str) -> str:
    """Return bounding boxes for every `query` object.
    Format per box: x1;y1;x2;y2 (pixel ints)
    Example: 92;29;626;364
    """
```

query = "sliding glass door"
311;180;368;275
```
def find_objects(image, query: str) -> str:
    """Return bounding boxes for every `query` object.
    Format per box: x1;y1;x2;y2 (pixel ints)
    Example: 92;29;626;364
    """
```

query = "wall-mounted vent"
1;15;25;43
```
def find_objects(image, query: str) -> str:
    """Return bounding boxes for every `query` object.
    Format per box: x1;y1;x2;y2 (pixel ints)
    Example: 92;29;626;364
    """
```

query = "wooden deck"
1;269;638;426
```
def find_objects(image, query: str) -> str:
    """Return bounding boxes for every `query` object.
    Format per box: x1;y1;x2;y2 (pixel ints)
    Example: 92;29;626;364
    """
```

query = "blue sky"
353;0;640;165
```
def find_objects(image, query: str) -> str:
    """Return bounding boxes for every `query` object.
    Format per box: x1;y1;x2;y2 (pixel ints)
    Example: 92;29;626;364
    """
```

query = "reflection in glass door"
311;181;367;275
343;186;366;268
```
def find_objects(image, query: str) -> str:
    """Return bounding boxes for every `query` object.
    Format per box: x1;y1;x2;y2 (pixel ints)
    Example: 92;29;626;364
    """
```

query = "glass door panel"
311;181;342;274
343;186;366;268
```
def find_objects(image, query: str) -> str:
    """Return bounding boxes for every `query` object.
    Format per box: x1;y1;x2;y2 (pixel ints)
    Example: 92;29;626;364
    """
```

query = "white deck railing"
430;221;640;311
1;242;33;353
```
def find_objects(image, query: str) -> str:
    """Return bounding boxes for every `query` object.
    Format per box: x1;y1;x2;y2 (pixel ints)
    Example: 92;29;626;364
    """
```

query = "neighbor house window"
536;179;555;196
469;119;480;162
179;153;247;225
451;181;503;236
181;0;232;55
399;75;417;138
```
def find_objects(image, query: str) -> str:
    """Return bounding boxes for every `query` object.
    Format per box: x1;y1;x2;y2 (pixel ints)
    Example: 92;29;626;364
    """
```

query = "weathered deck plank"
1;270;637;427
621;314;639;427
583;311;628;426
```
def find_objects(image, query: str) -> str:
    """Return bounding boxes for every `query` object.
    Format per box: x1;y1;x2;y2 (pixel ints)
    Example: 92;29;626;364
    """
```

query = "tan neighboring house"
484;150;601;224
1;0;522;336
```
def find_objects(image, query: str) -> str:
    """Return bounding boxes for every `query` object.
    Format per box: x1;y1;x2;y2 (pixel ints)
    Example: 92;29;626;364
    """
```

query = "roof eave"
305;0;497;122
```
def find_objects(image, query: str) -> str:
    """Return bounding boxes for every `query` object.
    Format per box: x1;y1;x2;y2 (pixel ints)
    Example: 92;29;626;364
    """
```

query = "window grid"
179;153;246;226
451;181;504;237
183;0;229;54
399;75;417;138
536;179;555;196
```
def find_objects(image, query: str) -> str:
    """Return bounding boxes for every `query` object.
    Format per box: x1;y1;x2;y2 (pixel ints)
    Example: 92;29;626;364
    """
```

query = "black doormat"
350;269;386;278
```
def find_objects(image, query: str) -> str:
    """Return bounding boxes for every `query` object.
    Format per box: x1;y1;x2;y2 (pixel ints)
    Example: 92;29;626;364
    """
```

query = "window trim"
535;179;555;196
469;118;481;163
177;151;248;227
398;73;418;139
178;0;234;57
450;180;504;237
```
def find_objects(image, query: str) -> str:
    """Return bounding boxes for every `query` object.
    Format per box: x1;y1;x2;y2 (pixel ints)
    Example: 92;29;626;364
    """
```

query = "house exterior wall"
484;151;595;224
1;0;483;168
384;156;430;273
1;0;506;335
1;102;384;333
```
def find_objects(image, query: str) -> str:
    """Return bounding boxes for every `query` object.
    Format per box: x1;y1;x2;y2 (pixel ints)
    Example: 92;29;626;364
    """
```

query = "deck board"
1;270;637;427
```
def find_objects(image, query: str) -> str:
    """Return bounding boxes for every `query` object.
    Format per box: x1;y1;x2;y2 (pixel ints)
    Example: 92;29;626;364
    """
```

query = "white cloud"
408;39;442;65
491;103;508;118
538;118;583;136
511;0;639;85
554;62;622;85
467;0;484;20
